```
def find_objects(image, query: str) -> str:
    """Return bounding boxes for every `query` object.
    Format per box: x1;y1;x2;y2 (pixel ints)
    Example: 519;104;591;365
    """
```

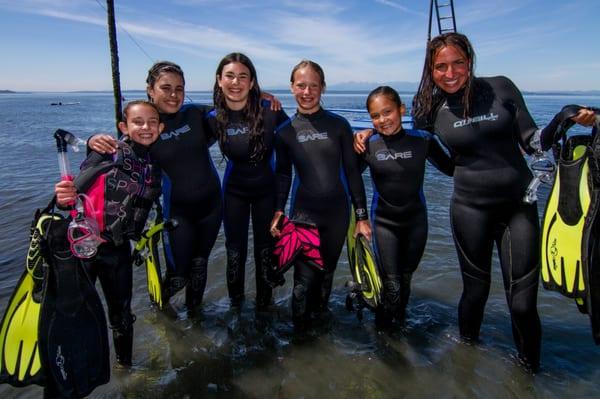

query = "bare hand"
261;91;282;111
89;134;118;154
55;180;77;207
353;129;373;154
270;211;284;237
571;108;597;127
354;219;372;241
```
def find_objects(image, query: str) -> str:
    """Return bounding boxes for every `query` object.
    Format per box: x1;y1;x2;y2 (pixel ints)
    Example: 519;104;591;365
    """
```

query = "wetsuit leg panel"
223;191;250;303
251;192;276;308
497;203;541;370
451;199;495;341
315;201;349;310
90;244;134;365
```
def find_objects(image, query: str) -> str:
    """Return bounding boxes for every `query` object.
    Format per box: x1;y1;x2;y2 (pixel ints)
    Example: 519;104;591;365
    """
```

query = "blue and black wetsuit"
207;104;288;308
415;76;542;368
361;129;453;325
74;138;161;365
151;104;222;312
275;108;368;328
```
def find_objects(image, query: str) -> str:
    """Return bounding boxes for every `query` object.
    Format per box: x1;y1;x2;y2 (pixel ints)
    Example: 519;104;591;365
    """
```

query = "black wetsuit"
361;129;453;324
207;104;288;308
415;76;541;368
151;103;222;311
275;108;368;327
75;138;161;365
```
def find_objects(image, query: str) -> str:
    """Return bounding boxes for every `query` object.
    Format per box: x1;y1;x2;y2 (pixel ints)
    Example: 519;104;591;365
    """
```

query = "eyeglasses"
221;72;251;83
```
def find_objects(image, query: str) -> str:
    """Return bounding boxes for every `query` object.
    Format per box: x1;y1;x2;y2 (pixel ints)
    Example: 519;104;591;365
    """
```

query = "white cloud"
374;0;423;16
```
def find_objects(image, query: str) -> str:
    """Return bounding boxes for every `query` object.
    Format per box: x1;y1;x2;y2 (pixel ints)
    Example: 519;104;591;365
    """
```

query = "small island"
0;90;16;94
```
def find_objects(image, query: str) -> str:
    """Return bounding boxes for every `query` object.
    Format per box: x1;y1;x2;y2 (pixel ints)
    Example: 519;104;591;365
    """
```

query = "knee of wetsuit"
110;312;136;336
292;283;308;316
164;275;187;298
383;278;402;310
508;267;540;318
226;248;242;284
460;261;492;285
257;245;284;288
190;257;208;291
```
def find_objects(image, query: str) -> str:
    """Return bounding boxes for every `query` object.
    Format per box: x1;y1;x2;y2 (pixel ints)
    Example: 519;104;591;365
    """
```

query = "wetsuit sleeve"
494;76;538;154
426;136;454;177
74;151;113;193
340;120;368;220
274;130;293;212
203;110;218;147
202;108;218;147
276;109;289;126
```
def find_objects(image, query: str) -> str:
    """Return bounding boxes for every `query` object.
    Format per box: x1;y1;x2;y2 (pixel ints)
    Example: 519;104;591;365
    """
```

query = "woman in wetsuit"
360;86;453;328
89;61;222;316
207;53;288;310
270;60;371;330
410;33;596;371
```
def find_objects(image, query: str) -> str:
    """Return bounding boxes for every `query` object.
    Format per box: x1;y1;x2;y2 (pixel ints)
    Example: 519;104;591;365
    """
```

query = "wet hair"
413;32;476;122
366;86;403;111
122;100;160;122
290;60;326;88
145;61;185;100
213;53;265;163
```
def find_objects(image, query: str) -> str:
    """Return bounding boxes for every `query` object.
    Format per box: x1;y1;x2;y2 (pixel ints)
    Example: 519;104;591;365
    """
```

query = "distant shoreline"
2;89;600;96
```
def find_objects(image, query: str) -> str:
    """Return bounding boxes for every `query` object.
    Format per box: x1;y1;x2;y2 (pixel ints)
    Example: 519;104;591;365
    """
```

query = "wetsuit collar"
296;107;325;121
127;137;151;158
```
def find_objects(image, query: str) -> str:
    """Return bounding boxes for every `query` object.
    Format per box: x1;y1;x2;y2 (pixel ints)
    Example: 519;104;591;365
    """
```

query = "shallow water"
0;91;599;398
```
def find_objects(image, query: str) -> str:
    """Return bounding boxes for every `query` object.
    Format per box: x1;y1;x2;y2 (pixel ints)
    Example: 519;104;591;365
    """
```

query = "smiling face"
146;71;185;114
368;95;405;136
119;103;163;146
217;61;254;111
291;66;323;114
432;44;470;94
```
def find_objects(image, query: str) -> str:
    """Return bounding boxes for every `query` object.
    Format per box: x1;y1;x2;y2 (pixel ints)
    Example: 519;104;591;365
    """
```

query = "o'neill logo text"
375;149;413;161
453;113;499;128
297;130;328;143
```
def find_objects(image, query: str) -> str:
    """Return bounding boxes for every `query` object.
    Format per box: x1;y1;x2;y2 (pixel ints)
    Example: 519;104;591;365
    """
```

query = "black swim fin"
38;217;110;398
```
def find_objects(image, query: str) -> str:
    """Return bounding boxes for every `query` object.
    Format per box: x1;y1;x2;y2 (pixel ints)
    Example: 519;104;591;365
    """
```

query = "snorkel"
54;129;86;185
54;129;104;258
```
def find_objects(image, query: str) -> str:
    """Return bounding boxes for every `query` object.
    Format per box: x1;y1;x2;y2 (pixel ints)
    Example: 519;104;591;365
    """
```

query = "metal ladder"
428;0;457;41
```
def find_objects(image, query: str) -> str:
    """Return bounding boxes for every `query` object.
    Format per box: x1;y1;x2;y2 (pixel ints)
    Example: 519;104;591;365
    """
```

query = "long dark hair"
412;32;476;124
146;61;185;100
213;53;264;163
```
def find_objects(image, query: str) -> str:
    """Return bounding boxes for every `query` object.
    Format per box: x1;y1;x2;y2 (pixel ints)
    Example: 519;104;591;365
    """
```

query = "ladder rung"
439;16;453;20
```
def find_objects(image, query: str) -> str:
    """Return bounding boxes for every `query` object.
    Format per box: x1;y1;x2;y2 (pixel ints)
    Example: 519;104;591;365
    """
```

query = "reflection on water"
1;92;599;398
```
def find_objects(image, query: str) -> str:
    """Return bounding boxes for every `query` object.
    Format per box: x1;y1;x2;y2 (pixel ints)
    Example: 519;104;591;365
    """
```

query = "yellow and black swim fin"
345;207;382;316
540;105;600;344
541;135;596;297
0;210;61;387
133;219;177;310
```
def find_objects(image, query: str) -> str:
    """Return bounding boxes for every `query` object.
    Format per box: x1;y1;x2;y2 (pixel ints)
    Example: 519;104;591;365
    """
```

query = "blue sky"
0;0;598;92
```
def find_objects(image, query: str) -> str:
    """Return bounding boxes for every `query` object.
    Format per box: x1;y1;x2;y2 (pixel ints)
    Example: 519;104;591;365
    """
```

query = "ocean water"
0;91;599;398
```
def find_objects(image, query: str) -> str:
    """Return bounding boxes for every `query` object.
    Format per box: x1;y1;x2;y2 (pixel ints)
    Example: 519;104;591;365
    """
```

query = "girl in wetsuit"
270;60;371;330
360;86;453;328
207;53;288;309
55;101;163;367
90;61;222;315
409;33;596;371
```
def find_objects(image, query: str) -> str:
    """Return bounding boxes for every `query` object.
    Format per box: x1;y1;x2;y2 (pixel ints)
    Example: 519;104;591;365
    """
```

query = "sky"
0;0;598;92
